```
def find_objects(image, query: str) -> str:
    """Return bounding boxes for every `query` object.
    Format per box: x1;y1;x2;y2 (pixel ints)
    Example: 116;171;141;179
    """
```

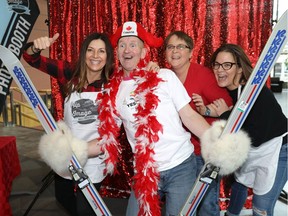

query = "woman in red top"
164;31;233;216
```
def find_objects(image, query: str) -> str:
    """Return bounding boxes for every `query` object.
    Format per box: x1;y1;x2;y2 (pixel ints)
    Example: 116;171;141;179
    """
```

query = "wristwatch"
204;106;211;116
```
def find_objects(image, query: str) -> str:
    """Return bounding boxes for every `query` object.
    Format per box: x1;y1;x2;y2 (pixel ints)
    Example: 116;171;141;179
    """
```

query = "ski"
0;46;112;216
179;9;287;216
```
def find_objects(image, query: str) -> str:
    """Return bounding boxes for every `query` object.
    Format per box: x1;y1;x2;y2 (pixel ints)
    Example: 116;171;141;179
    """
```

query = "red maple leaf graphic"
126;26;132;31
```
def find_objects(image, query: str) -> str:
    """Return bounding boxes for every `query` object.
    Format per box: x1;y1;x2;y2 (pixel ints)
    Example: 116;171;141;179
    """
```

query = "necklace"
97;58;164;215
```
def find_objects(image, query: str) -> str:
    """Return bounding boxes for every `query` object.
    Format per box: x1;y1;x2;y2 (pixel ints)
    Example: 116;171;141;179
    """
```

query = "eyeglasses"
166;44;190;51
212;62;238;70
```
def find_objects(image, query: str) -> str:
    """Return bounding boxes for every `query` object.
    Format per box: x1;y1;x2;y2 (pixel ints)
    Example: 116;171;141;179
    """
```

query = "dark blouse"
220;85;287;147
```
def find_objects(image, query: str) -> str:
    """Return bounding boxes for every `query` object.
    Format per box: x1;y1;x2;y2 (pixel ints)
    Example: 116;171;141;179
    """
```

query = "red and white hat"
110;21;163;48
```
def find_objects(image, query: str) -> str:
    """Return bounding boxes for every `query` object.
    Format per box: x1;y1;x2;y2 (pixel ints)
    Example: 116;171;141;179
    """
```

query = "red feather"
98;51;164;215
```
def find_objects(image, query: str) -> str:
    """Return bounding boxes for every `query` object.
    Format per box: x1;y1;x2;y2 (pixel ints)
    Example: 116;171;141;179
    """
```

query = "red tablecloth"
0;136;21;216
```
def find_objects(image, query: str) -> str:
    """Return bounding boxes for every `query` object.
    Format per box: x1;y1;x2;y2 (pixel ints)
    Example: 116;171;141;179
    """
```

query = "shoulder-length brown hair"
64;32;114;98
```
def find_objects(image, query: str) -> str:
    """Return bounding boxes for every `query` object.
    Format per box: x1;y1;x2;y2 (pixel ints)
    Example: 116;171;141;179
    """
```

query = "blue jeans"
126;153;197;216
227;143;288;216
196;155;220;216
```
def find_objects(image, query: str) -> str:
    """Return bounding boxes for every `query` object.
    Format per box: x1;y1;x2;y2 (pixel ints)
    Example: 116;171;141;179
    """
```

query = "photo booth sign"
0;0;39;115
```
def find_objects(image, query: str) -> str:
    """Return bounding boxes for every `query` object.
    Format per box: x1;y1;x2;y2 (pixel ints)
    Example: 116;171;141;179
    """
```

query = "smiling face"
212;51;243;90
165;35;192;71
117;36;147;75
85;39;107;77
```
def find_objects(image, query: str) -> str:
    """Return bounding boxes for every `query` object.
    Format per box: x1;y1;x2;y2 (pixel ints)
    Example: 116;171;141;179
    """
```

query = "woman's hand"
87;139;103;157
30;33;60;54
146;61;160;72
211;98;232;116
192;93;206;115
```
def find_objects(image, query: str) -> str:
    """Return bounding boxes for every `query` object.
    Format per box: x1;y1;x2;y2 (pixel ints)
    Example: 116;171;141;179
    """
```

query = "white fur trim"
38;121;88;177
57;120;73;137
201;120;251;176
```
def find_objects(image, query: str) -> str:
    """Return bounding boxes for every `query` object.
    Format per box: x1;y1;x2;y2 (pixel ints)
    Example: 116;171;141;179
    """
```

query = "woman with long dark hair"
23;32;114;216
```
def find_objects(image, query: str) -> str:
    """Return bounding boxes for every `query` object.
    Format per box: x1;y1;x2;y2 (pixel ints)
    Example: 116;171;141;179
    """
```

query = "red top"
183;63;233;155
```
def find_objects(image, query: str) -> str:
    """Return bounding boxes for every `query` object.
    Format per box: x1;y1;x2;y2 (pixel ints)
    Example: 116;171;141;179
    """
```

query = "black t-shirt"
220;85;287;147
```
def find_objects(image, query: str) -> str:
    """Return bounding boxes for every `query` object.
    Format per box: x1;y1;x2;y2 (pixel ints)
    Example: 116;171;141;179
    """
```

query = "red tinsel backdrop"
47;0;273;211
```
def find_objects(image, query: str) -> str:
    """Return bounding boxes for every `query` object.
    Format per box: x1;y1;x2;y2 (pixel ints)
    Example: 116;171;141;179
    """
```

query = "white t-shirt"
64;91;106;183
116;69;194;172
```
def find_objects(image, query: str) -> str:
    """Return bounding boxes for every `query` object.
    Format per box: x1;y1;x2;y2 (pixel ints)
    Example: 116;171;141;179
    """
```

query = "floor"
0;125;128;216
1;89;287;216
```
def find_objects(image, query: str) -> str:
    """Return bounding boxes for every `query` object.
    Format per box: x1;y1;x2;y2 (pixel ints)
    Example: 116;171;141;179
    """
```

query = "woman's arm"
192;93;222;117
22;33;73;81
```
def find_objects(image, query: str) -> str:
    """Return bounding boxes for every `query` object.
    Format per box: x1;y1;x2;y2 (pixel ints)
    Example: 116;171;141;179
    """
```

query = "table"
0;136;21;216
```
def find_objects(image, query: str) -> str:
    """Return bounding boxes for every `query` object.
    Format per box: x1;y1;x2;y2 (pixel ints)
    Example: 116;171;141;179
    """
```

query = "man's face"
117;36;146;73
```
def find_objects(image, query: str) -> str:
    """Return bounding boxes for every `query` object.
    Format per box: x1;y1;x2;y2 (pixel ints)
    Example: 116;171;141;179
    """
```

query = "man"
96;22;250;216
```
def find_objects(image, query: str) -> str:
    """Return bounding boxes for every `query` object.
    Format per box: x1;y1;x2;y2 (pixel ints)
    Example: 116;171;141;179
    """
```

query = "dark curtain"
48;0;272;210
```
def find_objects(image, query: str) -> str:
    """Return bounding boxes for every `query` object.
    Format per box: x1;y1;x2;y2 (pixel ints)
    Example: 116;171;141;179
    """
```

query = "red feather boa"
97;54;164;215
